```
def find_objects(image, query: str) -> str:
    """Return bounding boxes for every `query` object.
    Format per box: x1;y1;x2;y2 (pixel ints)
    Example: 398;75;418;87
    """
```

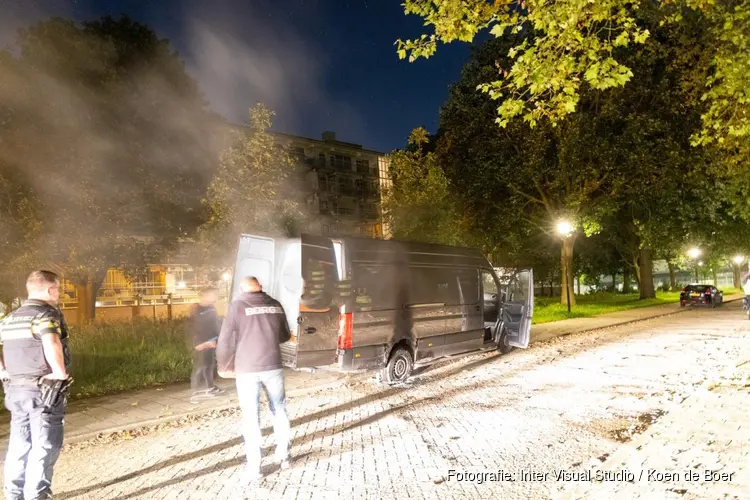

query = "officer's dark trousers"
191;348;216;393
3;384;65;500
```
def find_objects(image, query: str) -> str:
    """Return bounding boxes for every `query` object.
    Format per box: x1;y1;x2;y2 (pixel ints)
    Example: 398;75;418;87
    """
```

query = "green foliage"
381;128;468;246
0;15;222;303
397;0;750;151
191;104;311;267
65;318;192;398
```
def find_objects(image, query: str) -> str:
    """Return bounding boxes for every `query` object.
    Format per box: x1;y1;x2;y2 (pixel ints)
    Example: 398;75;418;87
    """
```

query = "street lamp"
734;255;744;265
687;248;701;260
556;220;575;314
222;272;231;300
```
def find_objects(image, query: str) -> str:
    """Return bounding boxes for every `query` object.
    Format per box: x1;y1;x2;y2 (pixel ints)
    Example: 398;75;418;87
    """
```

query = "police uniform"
0;299;71;500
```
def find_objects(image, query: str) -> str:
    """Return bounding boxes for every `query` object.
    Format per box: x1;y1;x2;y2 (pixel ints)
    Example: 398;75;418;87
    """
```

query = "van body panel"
231;233;534;375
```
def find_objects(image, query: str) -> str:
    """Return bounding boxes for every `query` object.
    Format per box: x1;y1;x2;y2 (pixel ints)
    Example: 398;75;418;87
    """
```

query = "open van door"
295;234;342;368
231;234;276;300
500;268;534;348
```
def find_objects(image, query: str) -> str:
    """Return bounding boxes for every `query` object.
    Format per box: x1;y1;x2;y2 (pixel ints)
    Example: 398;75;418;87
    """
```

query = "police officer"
0;270;71;500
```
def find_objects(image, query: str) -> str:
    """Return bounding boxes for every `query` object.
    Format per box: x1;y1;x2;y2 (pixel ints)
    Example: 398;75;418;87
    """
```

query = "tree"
0;16;223;324
192;104;311;269
396;0;750;153
438;35;620;306
591;8;722;299
381;127;468;246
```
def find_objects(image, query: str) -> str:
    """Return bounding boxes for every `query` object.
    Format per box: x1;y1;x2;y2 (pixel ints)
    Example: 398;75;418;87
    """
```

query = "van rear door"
231;234;276;300
295;234;341;368
501;268;534;348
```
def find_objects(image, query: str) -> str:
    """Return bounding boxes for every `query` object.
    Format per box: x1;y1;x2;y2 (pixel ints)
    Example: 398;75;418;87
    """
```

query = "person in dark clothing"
216;276;292;483
188;287;224;403
0;270;71;500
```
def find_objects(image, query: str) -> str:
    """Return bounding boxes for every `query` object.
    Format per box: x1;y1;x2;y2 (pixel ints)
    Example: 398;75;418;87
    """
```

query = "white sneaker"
279;459;290;470
245;468;263;484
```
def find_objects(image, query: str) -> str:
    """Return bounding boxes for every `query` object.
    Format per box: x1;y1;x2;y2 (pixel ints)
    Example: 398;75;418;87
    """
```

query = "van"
229;233;533;383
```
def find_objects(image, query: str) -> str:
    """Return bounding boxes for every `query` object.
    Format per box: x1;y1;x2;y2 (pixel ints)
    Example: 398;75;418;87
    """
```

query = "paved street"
4;302;750;499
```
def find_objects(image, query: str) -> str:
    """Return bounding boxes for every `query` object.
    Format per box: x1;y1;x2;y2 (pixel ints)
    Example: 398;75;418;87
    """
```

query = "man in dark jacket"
216;276;292;482
188;287;223;403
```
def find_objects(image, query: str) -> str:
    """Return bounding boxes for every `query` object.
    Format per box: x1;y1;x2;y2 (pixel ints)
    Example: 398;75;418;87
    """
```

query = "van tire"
498;327;513;354
382;347;413;384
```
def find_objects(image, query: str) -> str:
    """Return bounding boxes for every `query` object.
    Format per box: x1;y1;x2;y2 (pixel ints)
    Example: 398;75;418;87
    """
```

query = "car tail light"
338;312;353;349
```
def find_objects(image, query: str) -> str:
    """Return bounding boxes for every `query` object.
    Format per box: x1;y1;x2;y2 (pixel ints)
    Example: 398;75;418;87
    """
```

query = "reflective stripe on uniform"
0;323;34;341
31;318;61;336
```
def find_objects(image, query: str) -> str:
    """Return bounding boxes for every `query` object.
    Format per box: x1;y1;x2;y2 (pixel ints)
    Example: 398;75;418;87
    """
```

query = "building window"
356;159;370;174
355;178;365;191
370;165;378;176
320;200;328;211
318;174;329;191
330;154;352;171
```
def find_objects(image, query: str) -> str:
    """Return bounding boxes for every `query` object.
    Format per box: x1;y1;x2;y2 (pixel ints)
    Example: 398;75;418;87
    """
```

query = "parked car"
680;284;723;308
229;233;534;384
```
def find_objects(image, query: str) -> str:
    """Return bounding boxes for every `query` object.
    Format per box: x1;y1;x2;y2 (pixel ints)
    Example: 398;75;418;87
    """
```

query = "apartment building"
272;130;391;239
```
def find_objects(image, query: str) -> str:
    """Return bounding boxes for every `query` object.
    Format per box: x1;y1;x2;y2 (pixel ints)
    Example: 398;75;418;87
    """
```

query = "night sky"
0;0;477;153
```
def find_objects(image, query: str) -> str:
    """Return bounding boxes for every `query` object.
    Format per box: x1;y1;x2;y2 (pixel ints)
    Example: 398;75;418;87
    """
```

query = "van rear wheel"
382;347;413;384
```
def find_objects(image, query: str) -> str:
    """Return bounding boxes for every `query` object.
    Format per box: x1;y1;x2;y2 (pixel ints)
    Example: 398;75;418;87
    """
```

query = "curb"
531;296;744;345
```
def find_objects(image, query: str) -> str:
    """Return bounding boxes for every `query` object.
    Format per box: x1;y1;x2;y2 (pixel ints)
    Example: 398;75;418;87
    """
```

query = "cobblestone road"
6;303;750;499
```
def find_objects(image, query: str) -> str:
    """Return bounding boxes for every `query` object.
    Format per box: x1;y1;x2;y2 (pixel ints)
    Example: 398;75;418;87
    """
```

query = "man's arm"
33;311;68;379
278;304;291;344
216;304;237;378
41;334;68;379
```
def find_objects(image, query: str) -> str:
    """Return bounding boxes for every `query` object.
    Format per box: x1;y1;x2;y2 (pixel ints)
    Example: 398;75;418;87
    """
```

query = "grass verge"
66;318;192;399
533;288;742;325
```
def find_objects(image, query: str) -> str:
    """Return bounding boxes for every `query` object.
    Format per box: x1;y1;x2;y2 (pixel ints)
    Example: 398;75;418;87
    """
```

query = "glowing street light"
687;248;701;260
556;220;575;238
734;255;744;265
556;220;574;314
222;272;231;300
222;272;231;281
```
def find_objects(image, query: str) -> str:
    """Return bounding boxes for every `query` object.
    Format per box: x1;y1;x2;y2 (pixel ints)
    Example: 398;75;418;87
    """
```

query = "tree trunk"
712;267;719;287
638;248;656;299
667;261;677;290
611;273;617;293
75;281;94;326
622;267;631;294
560;237;576;307
576;276;581;295
733;264;742;289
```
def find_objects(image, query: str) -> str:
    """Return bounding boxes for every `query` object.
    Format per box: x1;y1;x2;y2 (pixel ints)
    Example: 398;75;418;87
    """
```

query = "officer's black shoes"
208;386;225;395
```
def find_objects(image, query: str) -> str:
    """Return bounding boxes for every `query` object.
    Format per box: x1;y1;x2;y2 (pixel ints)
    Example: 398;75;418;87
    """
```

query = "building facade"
273;130;391;239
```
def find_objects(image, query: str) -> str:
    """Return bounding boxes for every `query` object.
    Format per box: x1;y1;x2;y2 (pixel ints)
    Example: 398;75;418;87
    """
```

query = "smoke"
181;1;367;142
0;1;365;292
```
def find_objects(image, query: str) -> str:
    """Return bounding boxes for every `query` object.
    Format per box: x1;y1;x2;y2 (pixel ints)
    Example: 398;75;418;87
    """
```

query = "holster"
38;377;74;407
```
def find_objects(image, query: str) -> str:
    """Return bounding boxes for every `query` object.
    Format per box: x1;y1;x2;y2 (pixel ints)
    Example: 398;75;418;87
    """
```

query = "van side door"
501;268;534;348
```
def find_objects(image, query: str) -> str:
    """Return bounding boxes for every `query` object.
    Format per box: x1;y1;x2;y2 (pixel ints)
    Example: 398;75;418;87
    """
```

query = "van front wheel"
498;327;513;354
382;347;413;384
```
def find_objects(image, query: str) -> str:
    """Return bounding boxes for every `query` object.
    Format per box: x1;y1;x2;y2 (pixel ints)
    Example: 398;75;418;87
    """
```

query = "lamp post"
222;272;231;301
687;248;701;282
557;220;575;314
